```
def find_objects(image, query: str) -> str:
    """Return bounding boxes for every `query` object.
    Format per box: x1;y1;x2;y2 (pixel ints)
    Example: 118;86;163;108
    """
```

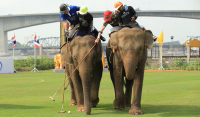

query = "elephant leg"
79;63;93;115
90;61;102;108
106;47;116;95
69;77;77;105
125;78;133;107
129;59;146;115
67;65;77;105
113;54;125;110
70;65;85;112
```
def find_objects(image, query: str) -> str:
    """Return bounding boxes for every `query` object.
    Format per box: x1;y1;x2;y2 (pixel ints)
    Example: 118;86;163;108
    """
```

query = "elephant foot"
70;99;77;106
76;105;85;111
128;106;143;115
113;99;125;110
90;97;99;108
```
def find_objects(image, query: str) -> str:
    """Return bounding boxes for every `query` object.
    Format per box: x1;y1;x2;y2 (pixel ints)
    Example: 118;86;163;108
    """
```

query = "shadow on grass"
0;104;46;110
143;104;200;116
91;104;200;116
91;103;130;115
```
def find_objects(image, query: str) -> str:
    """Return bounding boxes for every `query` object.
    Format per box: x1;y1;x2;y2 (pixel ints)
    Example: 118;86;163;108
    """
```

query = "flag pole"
158;30;164;70
13;46;17;73
13;33;17;73
12;47;15;59
34;45;36;70
158;43;164;70
31;33;39;72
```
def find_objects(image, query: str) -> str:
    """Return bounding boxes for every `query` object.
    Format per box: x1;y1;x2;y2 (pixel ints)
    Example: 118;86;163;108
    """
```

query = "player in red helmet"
95;10;122;43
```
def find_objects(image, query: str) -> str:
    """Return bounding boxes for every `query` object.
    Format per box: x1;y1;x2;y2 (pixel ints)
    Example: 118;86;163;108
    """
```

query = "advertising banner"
0;58;14;74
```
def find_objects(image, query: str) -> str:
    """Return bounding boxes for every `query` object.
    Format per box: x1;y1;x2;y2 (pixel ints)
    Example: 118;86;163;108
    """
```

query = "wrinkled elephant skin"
106;27;154;115
61;35;103;115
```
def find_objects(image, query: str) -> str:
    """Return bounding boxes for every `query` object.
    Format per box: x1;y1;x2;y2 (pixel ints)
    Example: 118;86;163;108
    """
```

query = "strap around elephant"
107;46;118;50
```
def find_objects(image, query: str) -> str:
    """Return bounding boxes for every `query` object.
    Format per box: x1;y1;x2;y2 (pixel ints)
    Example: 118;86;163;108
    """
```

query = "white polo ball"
68;111;71;114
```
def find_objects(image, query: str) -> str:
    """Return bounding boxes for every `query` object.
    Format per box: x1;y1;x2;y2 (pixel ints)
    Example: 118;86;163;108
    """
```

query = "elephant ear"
66;43;73;64
145;30;154;49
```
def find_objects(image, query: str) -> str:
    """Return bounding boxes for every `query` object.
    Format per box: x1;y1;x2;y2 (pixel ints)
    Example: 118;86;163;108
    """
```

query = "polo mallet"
49;40;97;105
49;96;55;101
58;105;66;113
64;82;70;90
58;69;67;113
49;28;71;102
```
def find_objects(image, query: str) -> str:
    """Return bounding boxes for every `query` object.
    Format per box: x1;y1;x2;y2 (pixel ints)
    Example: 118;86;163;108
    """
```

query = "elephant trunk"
79;63;92;115
123;52;138;80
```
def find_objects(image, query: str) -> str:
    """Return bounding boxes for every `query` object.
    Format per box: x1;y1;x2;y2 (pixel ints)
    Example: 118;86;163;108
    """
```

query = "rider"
115;1;139;28
71;5;106;41
116;1;157;41
59;3;80;40
96;10;121;43
71;5;93;38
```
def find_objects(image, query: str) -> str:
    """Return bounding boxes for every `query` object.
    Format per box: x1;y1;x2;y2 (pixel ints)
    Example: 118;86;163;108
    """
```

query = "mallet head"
49;96;55;101
58;111;66;113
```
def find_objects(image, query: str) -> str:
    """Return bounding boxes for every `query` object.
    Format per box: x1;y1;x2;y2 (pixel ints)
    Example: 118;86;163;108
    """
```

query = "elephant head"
69;35;102;70
109;27;153;80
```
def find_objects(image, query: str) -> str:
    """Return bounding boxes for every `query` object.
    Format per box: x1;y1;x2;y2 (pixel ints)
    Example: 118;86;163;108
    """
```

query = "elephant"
60;35;103;114
106;27;154;115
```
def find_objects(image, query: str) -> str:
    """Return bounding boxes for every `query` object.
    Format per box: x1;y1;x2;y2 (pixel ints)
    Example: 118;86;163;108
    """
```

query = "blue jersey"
60;6;80;24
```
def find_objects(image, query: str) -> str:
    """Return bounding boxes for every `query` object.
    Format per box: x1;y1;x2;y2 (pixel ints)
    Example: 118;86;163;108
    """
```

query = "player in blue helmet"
60;3;80;40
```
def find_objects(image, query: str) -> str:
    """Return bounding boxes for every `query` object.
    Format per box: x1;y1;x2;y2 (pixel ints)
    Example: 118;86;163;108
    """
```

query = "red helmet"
104;10;112;21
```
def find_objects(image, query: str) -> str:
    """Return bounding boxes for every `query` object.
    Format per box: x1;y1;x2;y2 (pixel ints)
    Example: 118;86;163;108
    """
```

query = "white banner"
0;58;14;74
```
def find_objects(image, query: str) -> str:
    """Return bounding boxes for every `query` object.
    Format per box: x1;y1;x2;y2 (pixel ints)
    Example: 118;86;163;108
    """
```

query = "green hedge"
145;58;200;71
14;56;54;71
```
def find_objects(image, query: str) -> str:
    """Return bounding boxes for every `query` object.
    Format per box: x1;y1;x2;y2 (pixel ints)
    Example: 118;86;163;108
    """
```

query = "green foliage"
170;58;200;71
145;62;151;70
36;56;54;70
170;59;188;70
145;58;200;70
151;63;159;70
162;63;169;70
186;58;200;71
14;56;54;71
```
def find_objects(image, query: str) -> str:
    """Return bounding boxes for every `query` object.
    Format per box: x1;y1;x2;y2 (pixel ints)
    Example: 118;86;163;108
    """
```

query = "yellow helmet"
79;5;88;15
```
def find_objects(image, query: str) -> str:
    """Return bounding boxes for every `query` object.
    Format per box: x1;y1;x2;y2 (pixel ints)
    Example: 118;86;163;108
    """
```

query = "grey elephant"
61;35;103;115
106;27;154;115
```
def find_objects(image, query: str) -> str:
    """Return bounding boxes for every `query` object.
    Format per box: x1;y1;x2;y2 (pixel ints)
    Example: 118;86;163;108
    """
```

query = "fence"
147;44;200;58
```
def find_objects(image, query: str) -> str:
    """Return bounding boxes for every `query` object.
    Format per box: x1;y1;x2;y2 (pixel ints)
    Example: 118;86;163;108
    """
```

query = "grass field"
0;70;200;117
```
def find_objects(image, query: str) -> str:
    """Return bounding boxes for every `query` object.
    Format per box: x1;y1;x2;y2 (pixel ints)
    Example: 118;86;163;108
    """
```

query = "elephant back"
69;35;102;63
110;27;145;52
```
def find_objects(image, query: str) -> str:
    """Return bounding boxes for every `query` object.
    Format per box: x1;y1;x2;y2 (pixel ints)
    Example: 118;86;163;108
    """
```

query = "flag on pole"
157;31;164;44
11;34;16;47
34;34;40;48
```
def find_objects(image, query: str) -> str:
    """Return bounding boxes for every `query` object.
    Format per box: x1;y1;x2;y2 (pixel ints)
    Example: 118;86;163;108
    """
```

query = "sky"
0;0;200;45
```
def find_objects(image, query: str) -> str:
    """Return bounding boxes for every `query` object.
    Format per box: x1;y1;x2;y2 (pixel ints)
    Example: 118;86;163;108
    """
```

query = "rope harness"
107;45;121;63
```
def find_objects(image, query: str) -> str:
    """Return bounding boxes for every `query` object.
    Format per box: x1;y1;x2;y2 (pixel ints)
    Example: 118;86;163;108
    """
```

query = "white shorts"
108;26;122;35
69;24;79;38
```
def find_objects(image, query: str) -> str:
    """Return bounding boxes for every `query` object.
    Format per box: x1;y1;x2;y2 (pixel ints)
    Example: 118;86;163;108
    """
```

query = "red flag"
34;34;40;48
11;34;16;47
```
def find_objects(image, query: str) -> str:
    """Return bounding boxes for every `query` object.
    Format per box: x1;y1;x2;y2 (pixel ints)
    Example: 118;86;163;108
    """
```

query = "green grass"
0;70;200;117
